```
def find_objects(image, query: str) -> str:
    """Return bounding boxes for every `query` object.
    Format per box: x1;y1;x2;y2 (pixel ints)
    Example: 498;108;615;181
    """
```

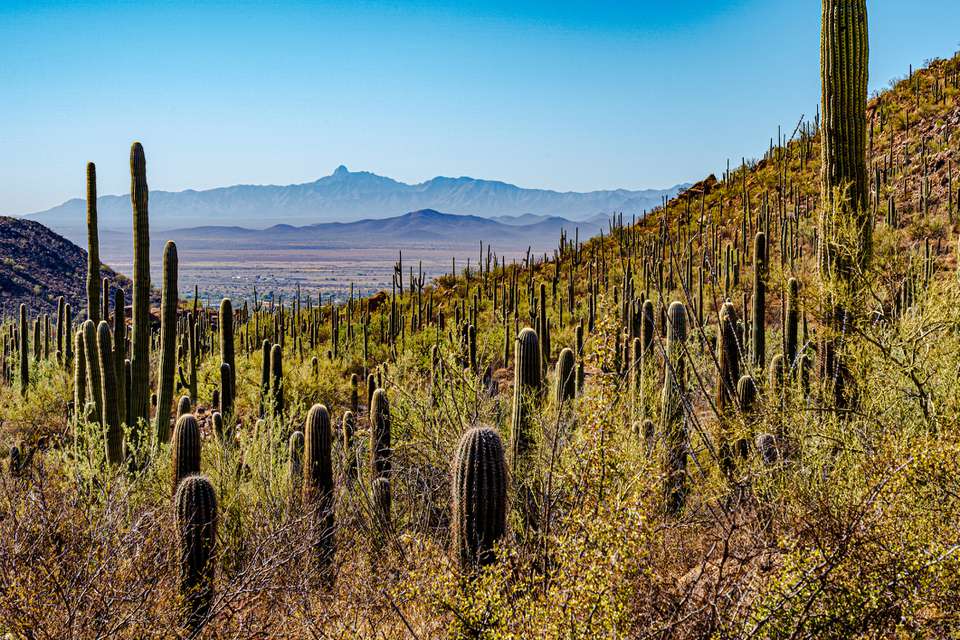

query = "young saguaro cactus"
73;329;87;421
510;327;542;464
785;278;800;368
172;414;201;496
97;321;123;465
130;142;151;435
155;240;179;444
302;404;335;574
219;298;235;402
18;304;28;396
270;344;284;417
369;389;391;479
820;0;870;271
716;302;741;415
174;475;218;634
661;301;688;516
452;426;508;569
86;162;101;324
342;410;356;481
113;288;127;428
555;347;576;404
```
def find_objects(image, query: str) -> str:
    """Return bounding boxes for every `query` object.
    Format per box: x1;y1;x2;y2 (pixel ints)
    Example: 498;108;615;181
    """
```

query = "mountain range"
23;165;688;243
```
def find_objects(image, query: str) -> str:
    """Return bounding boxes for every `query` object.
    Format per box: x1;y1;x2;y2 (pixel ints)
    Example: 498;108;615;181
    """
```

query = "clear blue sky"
2;0;958;214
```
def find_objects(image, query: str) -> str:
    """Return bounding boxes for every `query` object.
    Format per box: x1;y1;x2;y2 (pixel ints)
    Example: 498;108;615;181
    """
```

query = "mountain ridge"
22;165;689;239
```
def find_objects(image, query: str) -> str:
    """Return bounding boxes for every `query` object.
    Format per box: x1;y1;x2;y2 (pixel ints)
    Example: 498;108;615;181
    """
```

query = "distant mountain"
158;209;602;253
23;165;689;243
0;217;129;317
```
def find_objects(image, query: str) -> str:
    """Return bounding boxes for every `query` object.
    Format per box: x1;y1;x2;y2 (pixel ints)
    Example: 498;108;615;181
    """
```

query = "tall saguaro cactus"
452;426;508;569
751;233;766;369
820;0;870;272
86;162;101;323
18;304;28;396
661;301;688;515
510;327;542;464
155;241;178;443
219;298;235;403
129;142;151;435
716;301;740;414
369;389;391;478
303;404;335;576
82;320;103;426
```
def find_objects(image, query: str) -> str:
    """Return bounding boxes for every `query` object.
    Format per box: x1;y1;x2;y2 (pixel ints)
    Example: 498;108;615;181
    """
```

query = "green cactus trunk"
86;162;101;324
452;426;508;569
172;414;201;495
155;241;179;444
219;298;235;403
82;320;103;426
174;474;217;633
18;304;28;396
113;288;127;430
370;389;391;479
97;321;123;465
510;327;542;465
129;142;151;437
661;301;688;516
302;404;335;578
751;233;766;369
555;347;576;404
716;302;741;415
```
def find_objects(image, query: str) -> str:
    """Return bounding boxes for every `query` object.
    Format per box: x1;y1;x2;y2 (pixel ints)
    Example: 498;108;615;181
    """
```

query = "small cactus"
174;475;218;633
342;410;356;481
716;302;741;415
177;395;192;419
555;347;575;404
510;327;541;464
303;404;335;576
452;426;508;569
287;430;304;497
172;414;201;495
369;389;391;479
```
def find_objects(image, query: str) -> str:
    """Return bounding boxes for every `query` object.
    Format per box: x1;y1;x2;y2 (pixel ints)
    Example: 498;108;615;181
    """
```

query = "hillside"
3;32;960;640
22;164;688;241
0;217;128;317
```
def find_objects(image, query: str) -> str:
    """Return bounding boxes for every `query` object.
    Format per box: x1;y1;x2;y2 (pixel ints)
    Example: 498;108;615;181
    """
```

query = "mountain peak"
333;164;349;176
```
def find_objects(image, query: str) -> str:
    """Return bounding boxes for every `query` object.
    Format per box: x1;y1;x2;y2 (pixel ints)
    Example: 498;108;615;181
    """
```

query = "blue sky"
1;1;958;214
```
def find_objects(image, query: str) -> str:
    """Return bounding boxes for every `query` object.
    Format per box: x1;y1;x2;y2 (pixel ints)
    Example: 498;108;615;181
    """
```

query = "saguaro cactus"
113;288;127;428
785;278;800;368
452;426;508;569
369;389;391;478
510;327;541;464
751;233;766;369
86;162;101;323
74;330;87;420
130;142;151;434
155;241;178;444
342;410;356;481
270;344;284;417
172;414;201;495
174;475;217;633
820;0;870;271
287;430;304;495
661;301;688;515
303;404;335;575
219;298;235;402
555;347;575;404
18;304;28;396
97;321;123;465
716;302;741;414
82;320;103;426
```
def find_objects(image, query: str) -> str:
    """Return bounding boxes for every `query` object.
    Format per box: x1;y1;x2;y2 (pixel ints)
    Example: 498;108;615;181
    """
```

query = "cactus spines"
130;142;151;434
555;347;576;404
154;240;178;444
172;414;201;496
219;298;235;402
97;321;123;465
174;475;217;633
716;302;741;415
177;395;192;419
785;278;800;368
751;233;766;369
661;301;688;516
81;320;103;426
369;389;391;478
820;0;870;270
270;344;284;417
86;162;101;324
18;304;28;395
452;426;508;569
302;404;335;573
510;327;541;464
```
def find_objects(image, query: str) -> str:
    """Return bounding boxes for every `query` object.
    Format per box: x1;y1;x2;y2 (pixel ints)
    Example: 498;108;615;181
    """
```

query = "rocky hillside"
0;216;128;317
